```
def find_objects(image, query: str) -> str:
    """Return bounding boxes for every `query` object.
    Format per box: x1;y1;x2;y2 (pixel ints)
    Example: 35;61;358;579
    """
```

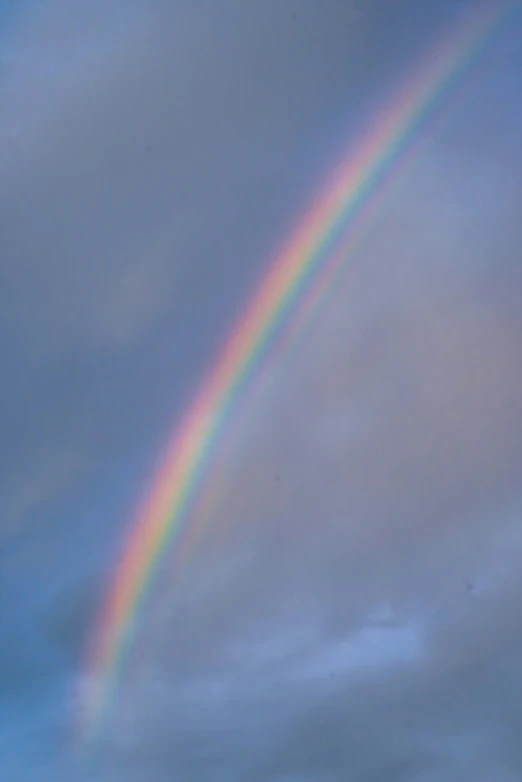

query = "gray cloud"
78;222;522;778
2;1;522;780
0;0;387;540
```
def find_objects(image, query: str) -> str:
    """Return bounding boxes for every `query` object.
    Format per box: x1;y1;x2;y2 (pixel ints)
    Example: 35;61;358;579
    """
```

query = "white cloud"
291;622;424;680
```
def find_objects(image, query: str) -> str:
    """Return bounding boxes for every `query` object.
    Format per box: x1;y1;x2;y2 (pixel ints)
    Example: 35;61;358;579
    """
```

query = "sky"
2;0;522;779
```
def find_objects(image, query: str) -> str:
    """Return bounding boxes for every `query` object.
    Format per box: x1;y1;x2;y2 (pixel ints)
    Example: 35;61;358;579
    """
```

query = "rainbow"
78;2;512;748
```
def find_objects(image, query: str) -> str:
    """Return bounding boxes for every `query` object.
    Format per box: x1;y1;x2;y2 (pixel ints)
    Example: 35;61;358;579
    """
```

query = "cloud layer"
2;1;522;780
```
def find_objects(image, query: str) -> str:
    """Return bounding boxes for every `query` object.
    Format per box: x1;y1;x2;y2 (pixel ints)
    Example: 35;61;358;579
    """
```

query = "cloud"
0;445;88;538
3;1;522;781
0;0;385;540
85;153;522;779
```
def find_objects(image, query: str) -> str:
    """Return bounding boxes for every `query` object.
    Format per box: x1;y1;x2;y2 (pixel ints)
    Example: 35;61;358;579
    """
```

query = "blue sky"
2;1;522;780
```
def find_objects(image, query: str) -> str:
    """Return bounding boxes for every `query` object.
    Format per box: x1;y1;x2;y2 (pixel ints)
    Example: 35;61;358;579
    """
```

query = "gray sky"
2;1;522;780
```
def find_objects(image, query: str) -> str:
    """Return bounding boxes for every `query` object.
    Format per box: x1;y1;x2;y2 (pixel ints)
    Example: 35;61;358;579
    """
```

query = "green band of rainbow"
78;2;512;749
